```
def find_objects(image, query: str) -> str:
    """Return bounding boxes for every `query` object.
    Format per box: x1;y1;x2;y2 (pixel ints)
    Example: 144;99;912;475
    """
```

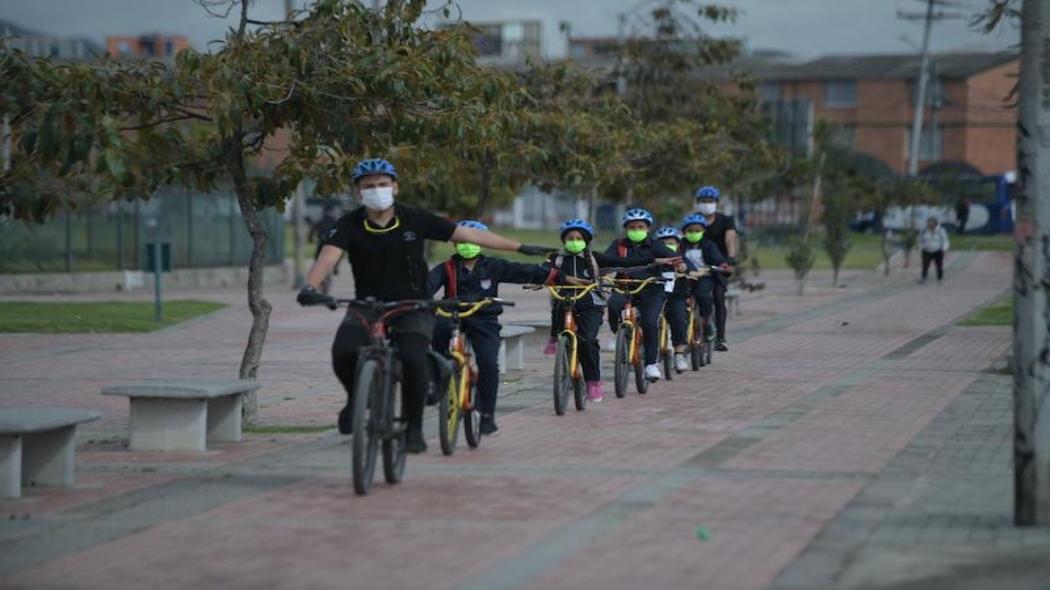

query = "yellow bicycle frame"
610;278;659;366
543;283;603;381
436;300;496;412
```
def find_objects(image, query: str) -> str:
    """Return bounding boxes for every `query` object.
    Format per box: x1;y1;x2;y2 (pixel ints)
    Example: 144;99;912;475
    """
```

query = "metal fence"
0;187;285;274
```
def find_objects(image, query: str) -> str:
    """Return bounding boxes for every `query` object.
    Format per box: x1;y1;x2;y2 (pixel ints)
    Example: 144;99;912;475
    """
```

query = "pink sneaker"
586;381;605;403
543;338;558;355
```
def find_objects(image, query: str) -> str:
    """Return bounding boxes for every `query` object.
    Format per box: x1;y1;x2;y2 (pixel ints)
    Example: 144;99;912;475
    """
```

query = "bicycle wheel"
553;335;572;415
691;342;702;370
661;321;673;381
570;338;586;411
613;328;630;398
634;362;649;394
438;364;461;456
382;376;406;484
634;330;649;395
352;359;381;496
703;323;714;366
464;380;482;448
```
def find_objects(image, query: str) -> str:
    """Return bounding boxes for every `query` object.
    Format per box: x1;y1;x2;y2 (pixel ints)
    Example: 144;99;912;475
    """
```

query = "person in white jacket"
919;217;950;283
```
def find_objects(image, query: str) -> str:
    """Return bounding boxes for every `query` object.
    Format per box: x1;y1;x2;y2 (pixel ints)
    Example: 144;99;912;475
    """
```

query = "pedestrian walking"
954;199;970;234
919;217;950;283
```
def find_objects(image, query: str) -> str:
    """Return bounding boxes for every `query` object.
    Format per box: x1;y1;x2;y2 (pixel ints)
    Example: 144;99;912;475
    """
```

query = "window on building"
910;77;945;108
824;80;857;107
908;124;943;161
758;82;780;103
116;40;132;54
164;40;174;56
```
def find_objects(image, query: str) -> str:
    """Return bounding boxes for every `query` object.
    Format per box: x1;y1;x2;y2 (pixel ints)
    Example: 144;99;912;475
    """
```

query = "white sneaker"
645;363;662;381
604;337;617;352
674;353;688;373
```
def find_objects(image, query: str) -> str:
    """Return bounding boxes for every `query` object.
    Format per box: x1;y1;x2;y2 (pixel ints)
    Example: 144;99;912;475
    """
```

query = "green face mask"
564;238;587;254
685;230;705;244
664;242;679;252
626;228;649;243
456;243;482;259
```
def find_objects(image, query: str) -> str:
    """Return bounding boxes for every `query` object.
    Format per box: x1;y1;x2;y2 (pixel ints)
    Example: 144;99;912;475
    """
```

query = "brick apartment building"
106;34;190;59
567;39;1018;177
752;52;1018;176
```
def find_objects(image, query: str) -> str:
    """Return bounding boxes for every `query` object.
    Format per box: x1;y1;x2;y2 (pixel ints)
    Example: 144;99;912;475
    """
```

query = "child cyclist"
546;219;660;402
605;208;682;382
427;220;551;435
653;226;693;374
680;213;732;345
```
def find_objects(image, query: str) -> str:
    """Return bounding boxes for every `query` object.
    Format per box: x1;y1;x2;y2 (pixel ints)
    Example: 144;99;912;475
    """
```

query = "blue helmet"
681;213;709;229
621;208;654;227
654;226;683;240
457;219;488;232
694;185;720;200
560;218;594;241
352;158;398;183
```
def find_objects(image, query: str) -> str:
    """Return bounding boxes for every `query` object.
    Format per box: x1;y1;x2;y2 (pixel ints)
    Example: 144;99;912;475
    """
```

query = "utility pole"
898;0;963;176
1014;0;1050;526
284;0;307;289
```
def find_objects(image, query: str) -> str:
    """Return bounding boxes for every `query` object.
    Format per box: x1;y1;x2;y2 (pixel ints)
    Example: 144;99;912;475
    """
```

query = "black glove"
297;286;333;308
518;244;556;257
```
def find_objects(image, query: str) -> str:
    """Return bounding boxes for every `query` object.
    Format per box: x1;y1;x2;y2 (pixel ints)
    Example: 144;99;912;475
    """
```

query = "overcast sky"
0;0;1019;58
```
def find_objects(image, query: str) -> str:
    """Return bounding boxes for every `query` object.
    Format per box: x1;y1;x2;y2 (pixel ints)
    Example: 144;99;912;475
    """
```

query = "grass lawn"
0;300;227;333
751;232;1015;271
960;294;1013;326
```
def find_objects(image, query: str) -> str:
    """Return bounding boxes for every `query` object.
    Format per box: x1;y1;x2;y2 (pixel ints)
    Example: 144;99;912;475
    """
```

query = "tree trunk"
474;158;493;219
1014;0;1050;526
832;266;839;289
587;186;597;222
880;231;891;276
228;140;272;426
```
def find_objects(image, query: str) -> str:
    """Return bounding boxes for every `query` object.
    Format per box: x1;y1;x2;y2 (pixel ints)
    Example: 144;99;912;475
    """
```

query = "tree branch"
119;114;204;131
237;0;249;39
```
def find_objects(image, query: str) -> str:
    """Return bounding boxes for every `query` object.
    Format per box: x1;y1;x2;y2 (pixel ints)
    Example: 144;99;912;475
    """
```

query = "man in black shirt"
694;186;738;351
298;158;550;453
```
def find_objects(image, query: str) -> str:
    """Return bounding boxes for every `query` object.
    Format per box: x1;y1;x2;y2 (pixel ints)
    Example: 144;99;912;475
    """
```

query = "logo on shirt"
403;231;417;242
480;279;492;290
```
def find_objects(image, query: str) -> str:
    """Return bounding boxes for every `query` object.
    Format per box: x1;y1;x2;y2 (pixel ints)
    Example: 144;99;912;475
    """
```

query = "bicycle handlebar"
434;298;515;319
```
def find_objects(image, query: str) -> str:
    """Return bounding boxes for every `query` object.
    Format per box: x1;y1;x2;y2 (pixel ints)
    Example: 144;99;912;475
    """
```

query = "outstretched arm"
305;245;343;289
453;227;520;252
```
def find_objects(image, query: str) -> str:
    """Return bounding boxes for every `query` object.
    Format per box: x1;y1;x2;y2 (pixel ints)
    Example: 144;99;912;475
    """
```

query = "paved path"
2;252;1046;590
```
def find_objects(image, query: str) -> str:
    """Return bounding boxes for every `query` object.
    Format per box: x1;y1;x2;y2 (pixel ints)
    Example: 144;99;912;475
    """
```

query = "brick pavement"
1;251;1039;590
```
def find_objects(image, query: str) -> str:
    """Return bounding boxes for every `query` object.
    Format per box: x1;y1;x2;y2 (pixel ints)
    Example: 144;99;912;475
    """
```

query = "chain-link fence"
0;187;285;274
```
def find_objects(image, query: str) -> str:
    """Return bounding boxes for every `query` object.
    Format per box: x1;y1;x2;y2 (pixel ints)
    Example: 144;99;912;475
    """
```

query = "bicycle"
659;311;676;380
307;296;446;496
609;277;664;398
680;267;731;370
528;282;604;415
433;298;515;455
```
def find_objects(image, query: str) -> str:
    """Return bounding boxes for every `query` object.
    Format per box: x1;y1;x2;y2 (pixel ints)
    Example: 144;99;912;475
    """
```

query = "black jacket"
683;239;728;286
428;255;550;316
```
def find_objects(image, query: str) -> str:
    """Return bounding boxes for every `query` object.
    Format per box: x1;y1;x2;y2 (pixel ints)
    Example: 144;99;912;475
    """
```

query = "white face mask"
697;203;717;216
360;186;394;211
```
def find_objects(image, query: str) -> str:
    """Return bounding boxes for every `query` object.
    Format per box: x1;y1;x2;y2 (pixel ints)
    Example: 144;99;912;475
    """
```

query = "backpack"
443;259;458;299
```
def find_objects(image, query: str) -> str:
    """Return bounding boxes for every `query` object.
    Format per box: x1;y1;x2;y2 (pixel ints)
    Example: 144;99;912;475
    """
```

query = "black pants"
665;294;689;347
608;289;667;365
554;304;603;382
692;277;715;319
712;281;728;341
432;316;502;416
922;250;945;281
331;310;434;432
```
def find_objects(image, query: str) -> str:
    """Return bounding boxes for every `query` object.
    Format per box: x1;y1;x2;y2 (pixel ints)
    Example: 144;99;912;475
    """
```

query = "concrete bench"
0;408;100;499
725;290;742;318
499;325;536;373
102;379;260;452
